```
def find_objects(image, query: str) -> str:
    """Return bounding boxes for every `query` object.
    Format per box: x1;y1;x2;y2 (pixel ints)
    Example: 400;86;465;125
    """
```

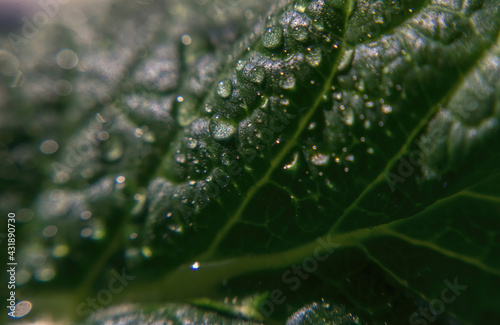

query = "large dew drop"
291;26;309;42
306;47;322;67
248;66;266;84
217;79;233;99
280;73;296;90
210;114;237;142
262;25;284;50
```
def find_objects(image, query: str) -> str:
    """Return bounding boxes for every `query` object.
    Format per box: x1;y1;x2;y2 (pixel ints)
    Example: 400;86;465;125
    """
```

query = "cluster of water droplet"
136;0;354;257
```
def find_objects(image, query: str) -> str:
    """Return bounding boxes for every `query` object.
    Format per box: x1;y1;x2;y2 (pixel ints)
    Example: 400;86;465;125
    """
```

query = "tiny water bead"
210;114;237;142
262;25;284;49
217;79;233;99
191;261;200;270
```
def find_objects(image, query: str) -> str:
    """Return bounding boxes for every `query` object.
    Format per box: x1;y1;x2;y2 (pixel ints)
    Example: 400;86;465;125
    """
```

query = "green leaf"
1;0;499;324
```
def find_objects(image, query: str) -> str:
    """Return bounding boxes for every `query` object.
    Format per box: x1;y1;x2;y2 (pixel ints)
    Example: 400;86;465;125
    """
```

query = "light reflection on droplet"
283;152;299;170
116;176;126;184
191;261;200;270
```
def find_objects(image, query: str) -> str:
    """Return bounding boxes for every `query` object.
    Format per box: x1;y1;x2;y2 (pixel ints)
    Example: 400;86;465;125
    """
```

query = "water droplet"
333;92;343;100
141;246;153;258
381;104;392;114
248;66;266;84
35;266;56;282
283;152;299;170
54;80;73;96
56;49;78;69
344;109;354;126
291;26;309;42
217;79;233;99
175;151;186;164
311;153;329;166
80;210;92;220
181;34;192;45
11;301;32;318
80;227;93;238
306;47;322;67
294;0;308;12
39;140;58;154
168;225;183;233
115;176;126;184
312;19;325;31
186;137;198;149
373;13;384;24
236;60;246;71
345;154;354;162
52;245;69;258
262;25;284;49
191;261;200;270
338;49;354;72
42;225;58;238
280;74;296;90
210;114;237;142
